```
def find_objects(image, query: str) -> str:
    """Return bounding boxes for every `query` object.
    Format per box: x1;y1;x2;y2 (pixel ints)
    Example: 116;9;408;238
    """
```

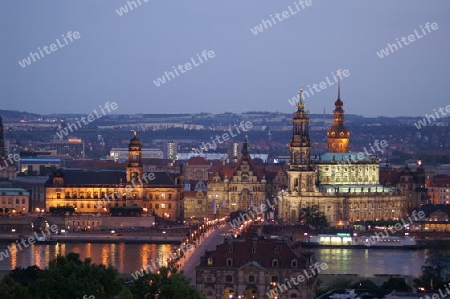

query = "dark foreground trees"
128;267;205;299
299;205;328;228
414;240;450;290
0;253;204;299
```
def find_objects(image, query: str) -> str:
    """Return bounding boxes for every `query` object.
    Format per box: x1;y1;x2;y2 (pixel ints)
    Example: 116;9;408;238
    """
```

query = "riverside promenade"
0;232;184;244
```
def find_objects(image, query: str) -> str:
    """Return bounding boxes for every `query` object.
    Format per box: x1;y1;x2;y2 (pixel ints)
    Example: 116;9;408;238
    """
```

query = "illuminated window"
161;203;165;209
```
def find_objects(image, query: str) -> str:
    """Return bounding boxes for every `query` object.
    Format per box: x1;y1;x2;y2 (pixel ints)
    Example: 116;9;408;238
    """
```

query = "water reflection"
0;242;426;277
0;242;176;274
313;248;426;277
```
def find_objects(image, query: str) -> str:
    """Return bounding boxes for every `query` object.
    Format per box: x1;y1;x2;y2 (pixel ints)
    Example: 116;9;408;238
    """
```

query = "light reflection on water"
0;242;426;277
0;242;175;274
312;248;426;277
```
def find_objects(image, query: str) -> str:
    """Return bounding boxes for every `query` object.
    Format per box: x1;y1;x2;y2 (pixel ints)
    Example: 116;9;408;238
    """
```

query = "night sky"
1;1;449;117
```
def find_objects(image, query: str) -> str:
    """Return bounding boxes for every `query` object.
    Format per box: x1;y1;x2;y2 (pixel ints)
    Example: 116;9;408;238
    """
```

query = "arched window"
226;258;233;266
272;259;278;267
291;259;298;268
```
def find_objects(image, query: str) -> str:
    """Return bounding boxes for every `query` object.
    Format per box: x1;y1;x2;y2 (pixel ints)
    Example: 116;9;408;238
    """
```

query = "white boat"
301;233;420;249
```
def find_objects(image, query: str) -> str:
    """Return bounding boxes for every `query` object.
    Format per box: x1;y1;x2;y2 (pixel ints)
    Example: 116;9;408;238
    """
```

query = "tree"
351;279;379;290
299;205;328;228
0;275;33;299
414;240;450;290
128;267;205;299
381;277;411;291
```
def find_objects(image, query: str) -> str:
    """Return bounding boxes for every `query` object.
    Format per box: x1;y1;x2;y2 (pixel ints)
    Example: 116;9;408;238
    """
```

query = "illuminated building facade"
279;87;407;226
45;133;184;221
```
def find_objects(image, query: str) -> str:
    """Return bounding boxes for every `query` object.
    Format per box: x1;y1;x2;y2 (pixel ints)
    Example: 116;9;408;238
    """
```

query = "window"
168;194;172;200
225;275;233;282
226;258;233;266
161;203;165;209
15;199;19;204
197;200;203;205
22;199;25;204
272;259;278;267
207;258;213;266
291;259;298;268
252;248;256;253
168;204;171;209
56;193;61;199
228;246;233;253
155;204;159;209
249;275;255;283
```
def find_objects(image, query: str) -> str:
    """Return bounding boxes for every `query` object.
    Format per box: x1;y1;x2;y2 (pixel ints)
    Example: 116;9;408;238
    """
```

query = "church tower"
126;131;143;183
327;78;350;153
286;89;316;193
288;88;311;171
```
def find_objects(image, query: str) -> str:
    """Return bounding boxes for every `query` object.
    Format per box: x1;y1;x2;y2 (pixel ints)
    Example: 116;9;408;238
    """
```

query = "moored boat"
300;233;421;249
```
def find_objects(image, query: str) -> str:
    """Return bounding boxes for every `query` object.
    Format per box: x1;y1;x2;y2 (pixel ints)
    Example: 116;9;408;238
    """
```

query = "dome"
129;131;141;147
327;125;350;138
129;137;141;146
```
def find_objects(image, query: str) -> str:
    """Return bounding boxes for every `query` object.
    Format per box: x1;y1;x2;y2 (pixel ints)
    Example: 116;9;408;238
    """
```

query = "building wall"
184;190;210;219
317;162;379;185
279;191;407;225
428;186;450;204
46;186;183;221
0;188;29;214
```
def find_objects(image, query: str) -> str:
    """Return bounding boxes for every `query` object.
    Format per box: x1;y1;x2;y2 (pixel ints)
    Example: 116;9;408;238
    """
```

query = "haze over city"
1;1;450;117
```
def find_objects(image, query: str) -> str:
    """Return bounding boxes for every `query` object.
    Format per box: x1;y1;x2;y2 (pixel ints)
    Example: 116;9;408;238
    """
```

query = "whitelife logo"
250;0;313;35
192;121;252;155
413;104;450;129
115;0;149;16
153;50;215;87
18;31;81;68
55;102;118;139
376;22;438;59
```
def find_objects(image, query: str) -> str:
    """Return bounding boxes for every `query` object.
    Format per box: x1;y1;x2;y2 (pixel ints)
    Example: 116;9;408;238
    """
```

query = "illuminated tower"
327;76;350;153
289;88;311;170
126;131;143;183
286;88;316;193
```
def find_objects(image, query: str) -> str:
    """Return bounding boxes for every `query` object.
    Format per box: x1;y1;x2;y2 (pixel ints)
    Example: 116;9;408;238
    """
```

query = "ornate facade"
279;87;408;226
196;236;317;299
204;136;287;219
45;133;184;222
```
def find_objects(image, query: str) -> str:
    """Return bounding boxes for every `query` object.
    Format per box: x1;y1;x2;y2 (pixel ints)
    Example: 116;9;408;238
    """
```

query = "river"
0;242;426;277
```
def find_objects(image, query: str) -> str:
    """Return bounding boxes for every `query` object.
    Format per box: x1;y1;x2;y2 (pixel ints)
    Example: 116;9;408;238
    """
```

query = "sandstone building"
45;133;184;222
279;87;408;226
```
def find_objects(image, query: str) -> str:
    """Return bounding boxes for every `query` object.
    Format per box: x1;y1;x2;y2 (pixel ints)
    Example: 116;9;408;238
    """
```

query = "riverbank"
0;232;184;244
